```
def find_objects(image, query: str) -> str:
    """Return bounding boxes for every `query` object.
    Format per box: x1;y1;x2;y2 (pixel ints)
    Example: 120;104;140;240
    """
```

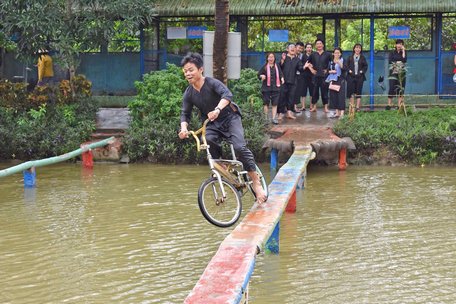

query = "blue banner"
187;26;207;39
388;26;410;39
269;30;289;42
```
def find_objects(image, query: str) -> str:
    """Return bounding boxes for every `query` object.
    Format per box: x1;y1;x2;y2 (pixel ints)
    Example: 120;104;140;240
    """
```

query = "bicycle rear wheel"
198;177;242;228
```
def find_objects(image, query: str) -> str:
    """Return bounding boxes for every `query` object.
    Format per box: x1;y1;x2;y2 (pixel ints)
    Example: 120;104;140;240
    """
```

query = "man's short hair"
295;41;304;47
395;39;404;45
287;43;296;49
181;52;204;69
315;38;324;45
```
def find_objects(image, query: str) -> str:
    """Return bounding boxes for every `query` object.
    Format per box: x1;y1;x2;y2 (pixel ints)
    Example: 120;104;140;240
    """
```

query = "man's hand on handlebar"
207;108;220;121
178;129;189;139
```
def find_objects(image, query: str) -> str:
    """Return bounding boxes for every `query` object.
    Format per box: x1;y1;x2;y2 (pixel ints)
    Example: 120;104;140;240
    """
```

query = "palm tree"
213;0;229;84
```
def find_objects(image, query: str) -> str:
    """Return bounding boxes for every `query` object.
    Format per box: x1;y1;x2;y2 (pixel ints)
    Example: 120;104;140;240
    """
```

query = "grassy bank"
334;108;456;165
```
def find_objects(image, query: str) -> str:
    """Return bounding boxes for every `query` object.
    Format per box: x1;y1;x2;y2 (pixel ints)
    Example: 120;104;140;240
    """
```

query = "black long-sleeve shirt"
308;51;332;78
388;50;407;76
280;55;303;84
258;63;284;92
346;54;368;80
300;53;314;78
181;77;241;124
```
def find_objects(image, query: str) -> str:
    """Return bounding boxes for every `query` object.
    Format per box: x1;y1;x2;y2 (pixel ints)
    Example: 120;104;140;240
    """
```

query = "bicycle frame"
189;119;251;198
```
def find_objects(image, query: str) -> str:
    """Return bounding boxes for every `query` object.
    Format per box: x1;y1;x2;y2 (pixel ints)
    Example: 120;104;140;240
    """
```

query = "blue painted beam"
265;222;280;254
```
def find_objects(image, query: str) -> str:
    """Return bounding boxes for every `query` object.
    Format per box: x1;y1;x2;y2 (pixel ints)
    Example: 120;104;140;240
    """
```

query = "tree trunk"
213;0;229;84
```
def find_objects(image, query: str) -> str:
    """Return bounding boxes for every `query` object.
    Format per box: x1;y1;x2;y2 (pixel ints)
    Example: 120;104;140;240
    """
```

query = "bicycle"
188;119;269;228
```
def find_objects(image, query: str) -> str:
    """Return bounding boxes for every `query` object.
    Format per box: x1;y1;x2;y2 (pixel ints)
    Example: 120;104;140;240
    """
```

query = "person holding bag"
326;47;346;118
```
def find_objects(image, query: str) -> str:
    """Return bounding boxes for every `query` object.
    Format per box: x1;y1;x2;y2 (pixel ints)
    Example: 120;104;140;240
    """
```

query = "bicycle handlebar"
189;119;210;151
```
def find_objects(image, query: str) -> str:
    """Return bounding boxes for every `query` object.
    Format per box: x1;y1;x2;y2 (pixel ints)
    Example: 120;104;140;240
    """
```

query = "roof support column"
142;19;160;75
435;13;443;95
369;14;375;109
236;16;249;69
140;24;144;76
335;17;340;47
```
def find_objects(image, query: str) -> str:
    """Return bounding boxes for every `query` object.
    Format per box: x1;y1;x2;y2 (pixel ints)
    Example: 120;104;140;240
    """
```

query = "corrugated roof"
151;0;456;17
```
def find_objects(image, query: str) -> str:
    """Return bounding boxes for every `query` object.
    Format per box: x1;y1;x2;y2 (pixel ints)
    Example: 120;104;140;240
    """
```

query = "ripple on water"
1;164;455;303
249;166;456;304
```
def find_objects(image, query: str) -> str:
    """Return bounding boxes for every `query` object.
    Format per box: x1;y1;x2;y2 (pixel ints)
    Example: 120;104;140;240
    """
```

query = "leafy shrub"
0;80;29;110
334;108;456;165
0;75;92;111
0;97;97;160
128;63;188;124
229;68;263;112
124;65;268;163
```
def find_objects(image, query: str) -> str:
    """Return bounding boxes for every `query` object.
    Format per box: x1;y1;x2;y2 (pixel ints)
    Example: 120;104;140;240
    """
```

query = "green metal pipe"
0;137;115;178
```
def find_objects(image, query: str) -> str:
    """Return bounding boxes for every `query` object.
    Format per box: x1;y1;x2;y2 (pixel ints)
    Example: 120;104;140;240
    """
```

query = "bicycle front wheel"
198;177;242;228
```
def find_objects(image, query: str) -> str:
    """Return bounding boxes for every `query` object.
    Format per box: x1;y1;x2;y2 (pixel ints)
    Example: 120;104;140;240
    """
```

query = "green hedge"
123;65;268;163
0;98;98;160
334;108;456;165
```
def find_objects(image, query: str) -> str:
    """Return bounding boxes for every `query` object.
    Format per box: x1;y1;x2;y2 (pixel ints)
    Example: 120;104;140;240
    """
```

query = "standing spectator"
346;43;368;111
294;41;305;113
258;52;284;124
297;42;314;111
326;47;346;118
308;38;332;113
279;43;303;120
387;39;407;109
37;48;54;86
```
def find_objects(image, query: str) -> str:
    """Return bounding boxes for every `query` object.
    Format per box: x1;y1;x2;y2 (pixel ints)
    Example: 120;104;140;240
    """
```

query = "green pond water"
0;163;454;303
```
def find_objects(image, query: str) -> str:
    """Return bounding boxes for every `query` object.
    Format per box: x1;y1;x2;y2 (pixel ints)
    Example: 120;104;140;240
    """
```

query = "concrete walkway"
85;108;131;161
268;109;337;147
263;109;354;166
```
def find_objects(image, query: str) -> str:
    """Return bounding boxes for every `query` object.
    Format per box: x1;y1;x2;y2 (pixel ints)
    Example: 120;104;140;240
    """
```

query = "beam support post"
23;167;36;188
265;222;280;254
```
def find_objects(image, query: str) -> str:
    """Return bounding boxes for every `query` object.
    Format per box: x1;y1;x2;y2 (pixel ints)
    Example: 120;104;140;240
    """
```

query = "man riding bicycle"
178;52;268;204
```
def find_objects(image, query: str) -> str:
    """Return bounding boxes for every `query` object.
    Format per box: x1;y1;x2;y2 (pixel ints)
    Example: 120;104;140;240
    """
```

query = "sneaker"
385;105;391;110
272;118;279;125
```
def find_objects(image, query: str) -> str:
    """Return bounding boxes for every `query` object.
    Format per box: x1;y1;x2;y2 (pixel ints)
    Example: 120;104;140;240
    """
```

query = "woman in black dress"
326;47;346;118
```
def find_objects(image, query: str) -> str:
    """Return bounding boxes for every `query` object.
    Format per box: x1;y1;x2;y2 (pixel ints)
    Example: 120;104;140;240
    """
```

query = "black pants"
312;76;329;105
346;76;365;98
278;83;296;113
388;76;406;98
262;90;280;106
205;113;256;172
